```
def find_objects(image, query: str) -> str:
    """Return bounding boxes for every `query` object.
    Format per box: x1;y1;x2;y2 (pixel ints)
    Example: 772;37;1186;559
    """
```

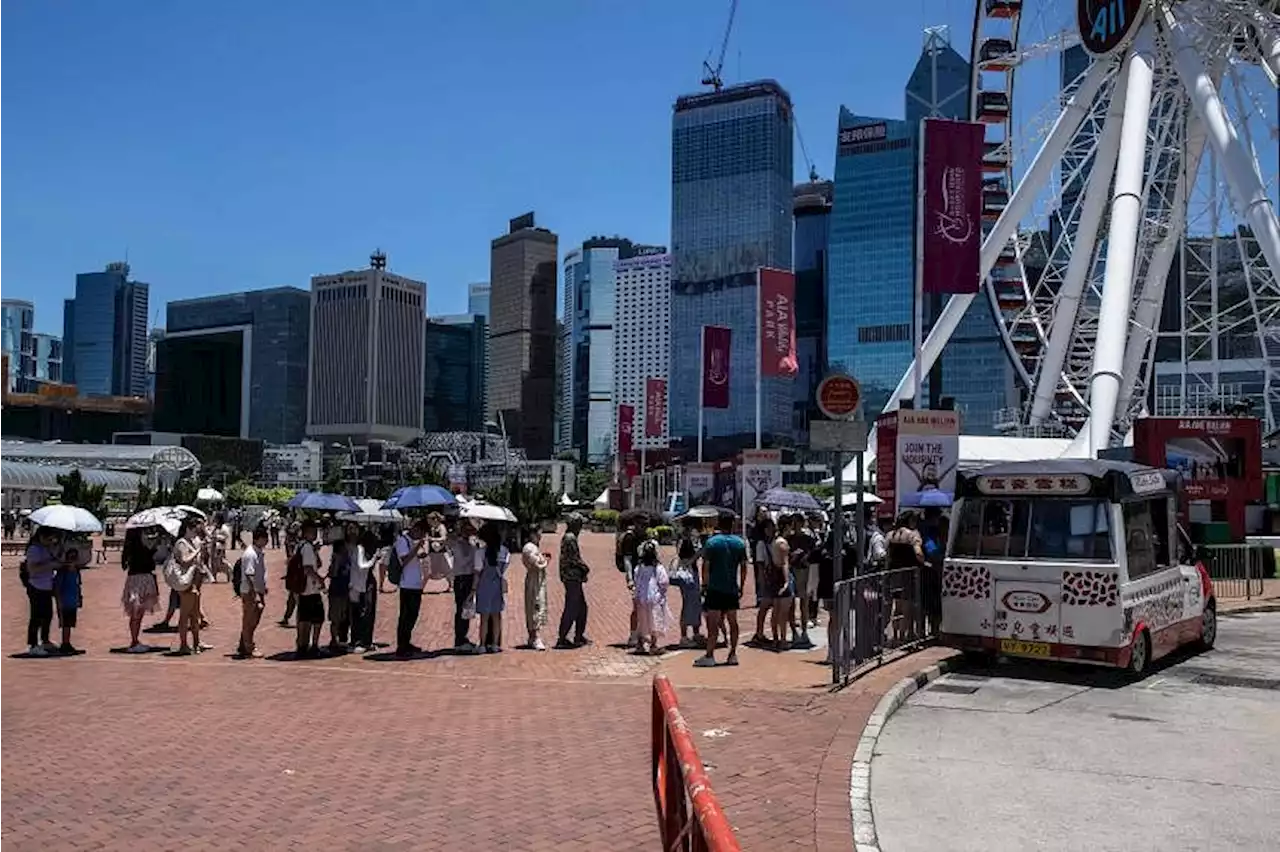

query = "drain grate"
1191;673;1280;690
928;683;980;695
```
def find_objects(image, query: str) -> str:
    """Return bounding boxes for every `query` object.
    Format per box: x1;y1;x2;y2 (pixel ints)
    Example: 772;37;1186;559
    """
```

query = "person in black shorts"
694;514;749;668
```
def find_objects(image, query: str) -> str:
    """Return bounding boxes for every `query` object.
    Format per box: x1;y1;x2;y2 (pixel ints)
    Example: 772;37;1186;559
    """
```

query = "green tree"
573;466;610;504
56;468;108;518
481;475;558;525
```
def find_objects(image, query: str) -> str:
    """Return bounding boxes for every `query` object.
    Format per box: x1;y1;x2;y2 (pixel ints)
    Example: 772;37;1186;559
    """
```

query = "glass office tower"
793;180;832;444
669;80;794;455
66;262;149;397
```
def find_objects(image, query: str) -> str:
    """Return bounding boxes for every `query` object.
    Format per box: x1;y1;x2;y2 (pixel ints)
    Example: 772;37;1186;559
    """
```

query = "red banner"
617;404;635;457
921;118;984;294
644;378;667;438
701;326;731;410
759;268;798;378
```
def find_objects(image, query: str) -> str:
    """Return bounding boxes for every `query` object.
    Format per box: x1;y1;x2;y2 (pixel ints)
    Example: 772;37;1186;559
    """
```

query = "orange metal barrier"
651;674;741;852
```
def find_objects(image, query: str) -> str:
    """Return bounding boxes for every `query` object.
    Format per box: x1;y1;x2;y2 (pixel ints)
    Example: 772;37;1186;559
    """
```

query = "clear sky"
3;0;977;333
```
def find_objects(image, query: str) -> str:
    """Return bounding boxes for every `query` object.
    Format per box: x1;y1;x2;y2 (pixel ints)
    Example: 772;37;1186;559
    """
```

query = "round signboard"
817;373;861;421
1077;0;1144;57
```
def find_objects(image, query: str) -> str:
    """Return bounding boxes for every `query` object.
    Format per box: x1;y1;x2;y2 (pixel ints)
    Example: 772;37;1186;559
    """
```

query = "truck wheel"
1127;629;1150;677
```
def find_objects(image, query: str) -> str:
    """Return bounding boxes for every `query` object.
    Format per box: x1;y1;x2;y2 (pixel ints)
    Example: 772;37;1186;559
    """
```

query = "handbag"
162;548;196;592
461;593;476;620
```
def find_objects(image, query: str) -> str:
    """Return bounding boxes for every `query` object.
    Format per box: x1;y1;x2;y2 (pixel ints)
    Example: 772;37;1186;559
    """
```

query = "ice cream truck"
941;459;1215;675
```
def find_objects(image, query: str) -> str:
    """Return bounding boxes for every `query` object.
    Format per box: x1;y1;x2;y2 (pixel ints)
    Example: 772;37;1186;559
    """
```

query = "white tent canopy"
827;436;1080;485
593;489;610;509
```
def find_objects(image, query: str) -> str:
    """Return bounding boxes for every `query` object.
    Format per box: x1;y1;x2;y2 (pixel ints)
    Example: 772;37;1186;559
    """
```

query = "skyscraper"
424;316;486;433
906;26;1011;433
669;80;795;454
614;251;672;452
793;180;832;443
561;237;658;463
31;333;62;386
64;262;149;397
161;286;311;443
827;111;918;416
468;283;491;319
307;252;426;444
1;299;34;392
489;213;558;459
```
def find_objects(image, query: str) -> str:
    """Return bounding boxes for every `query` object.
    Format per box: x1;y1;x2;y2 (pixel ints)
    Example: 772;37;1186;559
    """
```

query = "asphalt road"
872;611;1280;852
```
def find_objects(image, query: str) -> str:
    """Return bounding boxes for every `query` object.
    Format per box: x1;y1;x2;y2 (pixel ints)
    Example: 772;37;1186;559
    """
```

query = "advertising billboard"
919;118;984;295
894;409;960;512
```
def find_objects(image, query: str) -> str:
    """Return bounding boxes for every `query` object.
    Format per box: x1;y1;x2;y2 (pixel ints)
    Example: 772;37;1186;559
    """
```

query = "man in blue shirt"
695;514;748;667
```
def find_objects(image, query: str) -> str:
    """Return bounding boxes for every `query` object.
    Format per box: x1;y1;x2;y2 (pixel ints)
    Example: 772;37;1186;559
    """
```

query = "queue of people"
19;502;940;669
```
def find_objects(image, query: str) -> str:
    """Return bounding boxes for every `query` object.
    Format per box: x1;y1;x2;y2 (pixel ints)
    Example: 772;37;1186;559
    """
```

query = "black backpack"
386;535;407;586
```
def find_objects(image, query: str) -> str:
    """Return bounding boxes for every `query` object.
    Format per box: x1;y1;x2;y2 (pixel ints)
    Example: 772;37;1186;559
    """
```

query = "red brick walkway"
1;531;946;851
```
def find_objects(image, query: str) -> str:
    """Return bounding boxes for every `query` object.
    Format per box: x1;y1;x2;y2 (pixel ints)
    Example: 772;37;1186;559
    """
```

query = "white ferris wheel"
887;0;1280;456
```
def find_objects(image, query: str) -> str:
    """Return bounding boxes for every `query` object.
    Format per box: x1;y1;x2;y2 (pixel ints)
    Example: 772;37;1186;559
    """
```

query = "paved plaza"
1;531;947;851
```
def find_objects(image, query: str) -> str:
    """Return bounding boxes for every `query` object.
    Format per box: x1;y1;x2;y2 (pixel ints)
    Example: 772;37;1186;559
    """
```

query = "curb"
848;655;960;852
1219;601;1280;616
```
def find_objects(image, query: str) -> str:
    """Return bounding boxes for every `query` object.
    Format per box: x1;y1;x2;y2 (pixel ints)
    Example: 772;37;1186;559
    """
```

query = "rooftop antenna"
370;249;388;271
700;0;738;92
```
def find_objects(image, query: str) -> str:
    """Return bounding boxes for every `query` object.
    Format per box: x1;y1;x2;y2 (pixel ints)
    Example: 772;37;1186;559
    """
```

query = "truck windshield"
951;498;1113;562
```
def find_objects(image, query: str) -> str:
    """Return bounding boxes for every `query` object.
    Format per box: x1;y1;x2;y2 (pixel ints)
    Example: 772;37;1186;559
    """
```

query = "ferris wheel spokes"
880;52;1117;417
1028;66;1131;425
1165;4;1280;282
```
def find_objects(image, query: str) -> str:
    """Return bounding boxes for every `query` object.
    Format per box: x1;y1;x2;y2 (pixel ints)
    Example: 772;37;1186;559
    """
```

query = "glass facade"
1;299;34;392
66;263;149;397
827;111;918;416
154;331;246;437
793;182;831;444
468;283;491;319
31;333;62;385
424;317;486;433
670;80;794;453
165;286;311;443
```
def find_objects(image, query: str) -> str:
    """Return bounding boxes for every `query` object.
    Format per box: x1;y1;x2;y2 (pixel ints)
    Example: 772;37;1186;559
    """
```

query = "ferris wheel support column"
880;54;1115;417
1087;27;1158;457
1028;65;1132;425
1164;4;1280;285
1250;6;1280;88
1116;107;1214;421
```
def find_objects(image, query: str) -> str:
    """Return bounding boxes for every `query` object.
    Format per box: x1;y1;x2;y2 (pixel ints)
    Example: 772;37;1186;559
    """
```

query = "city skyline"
2;2;980;331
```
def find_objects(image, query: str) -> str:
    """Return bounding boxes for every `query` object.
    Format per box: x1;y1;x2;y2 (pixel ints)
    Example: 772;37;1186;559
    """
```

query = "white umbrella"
830;491;884;508
460;502;518;523
169;504;208;520
125;507;182;529
336;499;404;525
156;516;182;538
196;487;224;502
29;505;103;534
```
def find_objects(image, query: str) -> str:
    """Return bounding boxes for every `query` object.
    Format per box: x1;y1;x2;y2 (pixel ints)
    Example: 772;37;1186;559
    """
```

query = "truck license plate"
999;639;1051;658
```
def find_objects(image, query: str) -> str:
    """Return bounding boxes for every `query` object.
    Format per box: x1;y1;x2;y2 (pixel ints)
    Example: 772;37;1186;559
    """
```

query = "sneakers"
27;644;49;657
532;638;547;651
554;638;575;649
692;656;717;668
628;631;639;647
350;645;367;655
58;643;78;655
127;643;150;654
724;653;739;666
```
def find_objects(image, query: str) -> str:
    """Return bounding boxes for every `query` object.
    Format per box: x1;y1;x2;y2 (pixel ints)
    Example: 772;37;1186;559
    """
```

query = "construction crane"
700;0;738;92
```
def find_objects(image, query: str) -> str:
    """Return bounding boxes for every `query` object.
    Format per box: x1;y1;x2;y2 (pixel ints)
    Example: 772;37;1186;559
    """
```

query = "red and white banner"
701;326;731;410
920;118;984;295
644;378;667;438
758;268;798;378
617;404;635;457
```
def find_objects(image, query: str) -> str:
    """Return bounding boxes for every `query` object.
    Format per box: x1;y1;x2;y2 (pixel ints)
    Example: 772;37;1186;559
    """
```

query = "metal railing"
831;566;937;686
1199;544;1270;600
651;675;740;852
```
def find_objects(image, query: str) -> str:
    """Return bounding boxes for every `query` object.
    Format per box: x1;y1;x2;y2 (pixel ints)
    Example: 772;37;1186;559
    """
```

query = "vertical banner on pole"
894;410;960;512
685;463;715;509
644;378;667;438
759;268;798;377
874;412;899;518
617;403;635;486
701;326;732;409
920;118;984;295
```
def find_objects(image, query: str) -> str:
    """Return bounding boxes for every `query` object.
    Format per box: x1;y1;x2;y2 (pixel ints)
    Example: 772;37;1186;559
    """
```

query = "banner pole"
755;269;763;450
914;119;927;408
698;327;705;464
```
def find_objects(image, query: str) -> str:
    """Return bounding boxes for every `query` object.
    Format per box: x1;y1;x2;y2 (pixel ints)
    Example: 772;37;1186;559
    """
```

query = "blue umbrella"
381;484;457;511
285;490;312;509
757;487;823;512
899;487;953;509
288;491;361;513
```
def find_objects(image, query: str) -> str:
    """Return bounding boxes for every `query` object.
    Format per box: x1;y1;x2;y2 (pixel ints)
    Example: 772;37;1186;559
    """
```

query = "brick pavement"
1;530;945;851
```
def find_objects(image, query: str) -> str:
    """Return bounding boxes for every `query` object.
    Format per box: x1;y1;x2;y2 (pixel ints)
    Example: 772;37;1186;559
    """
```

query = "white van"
941;459;1216;674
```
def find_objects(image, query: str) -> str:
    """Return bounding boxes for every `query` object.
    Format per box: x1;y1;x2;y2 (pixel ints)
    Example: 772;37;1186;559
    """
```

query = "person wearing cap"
556;513;591;648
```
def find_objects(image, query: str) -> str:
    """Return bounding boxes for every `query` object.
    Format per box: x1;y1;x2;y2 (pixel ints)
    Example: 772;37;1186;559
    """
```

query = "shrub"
593;509;619;529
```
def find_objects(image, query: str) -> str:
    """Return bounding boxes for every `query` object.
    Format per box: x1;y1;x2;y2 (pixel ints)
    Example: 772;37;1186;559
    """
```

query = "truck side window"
1122;500;1167;580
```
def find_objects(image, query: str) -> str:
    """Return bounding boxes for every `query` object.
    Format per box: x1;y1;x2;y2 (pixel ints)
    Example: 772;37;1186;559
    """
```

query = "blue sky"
3;0;975;333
